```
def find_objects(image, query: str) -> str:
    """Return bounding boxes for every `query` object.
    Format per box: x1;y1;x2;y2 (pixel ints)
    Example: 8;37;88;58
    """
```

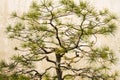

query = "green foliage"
11;12;17;18
43;74;51;80
11;55;34;68
3;0;119;80
0;60;8;72
88;47;118;64
63;74;74;80
0;74;30;80
79;1;87;9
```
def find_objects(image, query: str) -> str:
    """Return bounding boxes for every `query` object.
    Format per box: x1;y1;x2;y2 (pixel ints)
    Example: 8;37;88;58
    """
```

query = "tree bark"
55;54;63;80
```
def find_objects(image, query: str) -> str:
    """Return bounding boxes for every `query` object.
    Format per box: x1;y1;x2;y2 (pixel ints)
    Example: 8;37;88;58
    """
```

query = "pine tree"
1;0;119;80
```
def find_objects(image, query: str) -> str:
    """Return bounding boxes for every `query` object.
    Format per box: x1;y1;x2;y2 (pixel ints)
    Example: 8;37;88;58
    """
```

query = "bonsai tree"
1;0;119;80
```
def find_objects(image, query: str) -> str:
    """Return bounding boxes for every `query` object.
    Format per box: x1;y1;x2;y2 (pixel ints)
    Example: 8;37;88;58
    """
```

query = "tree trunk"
55;54;63;80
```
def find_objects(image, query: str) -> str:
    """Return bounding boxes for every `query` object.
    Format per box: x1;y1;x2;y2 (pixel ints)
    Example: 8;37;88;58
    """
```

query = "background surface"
0;0;120;70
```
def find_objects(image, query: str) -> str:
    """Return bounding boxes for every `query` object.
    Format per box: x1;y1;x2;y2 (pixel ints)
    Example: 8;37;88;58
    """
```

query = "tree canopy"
0;0;119;80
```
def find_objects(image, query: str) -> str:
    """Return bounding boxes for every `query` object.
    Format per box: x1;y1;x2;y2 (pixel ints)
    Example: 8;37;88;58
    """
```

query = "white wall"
0;0;120;69
0;0;32;60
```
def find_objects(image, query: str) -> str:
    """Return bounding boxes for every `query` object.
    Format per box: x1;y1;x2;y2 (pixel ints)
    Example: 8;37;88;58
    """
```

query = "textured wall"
0;0;32;61
0;0;120;69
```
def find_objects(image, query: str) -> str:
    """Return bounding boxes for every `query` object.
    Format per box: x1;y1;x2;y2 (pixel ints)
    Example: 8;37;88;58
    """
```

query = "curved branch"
22;55;56;65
